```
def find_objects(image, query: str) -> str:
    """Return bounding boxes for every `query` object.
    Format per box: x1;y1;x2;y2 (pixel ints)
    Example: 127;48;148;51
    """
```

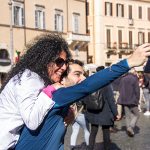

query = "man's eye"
75;73;80;77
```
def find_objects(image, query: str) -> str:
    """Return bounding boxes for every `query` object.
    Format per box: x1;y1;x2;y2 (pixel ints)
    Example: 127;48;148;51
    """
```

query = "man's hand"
64;106;76;126
127;43;150;68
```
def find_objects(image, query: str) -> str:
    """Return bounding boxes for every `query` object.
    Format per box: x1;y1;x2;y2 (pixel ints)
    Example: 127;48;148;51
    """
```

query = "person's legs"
15;110;66;150
102;125;111;150
88;124;99;150
75;113;90;146
124;106;131;128
70;119;80;147
124;105;139;137
130;106;140;129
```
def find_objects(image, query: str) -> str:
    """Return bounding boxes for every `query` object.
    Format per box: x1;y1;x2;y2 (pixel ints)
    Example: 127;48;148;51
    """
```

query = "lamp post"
8;0;14;66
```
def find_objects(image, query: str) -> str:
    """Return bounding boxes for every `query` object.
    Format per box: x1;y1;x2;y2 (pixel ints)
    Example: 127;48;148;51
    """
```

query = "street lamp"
8;0;14;66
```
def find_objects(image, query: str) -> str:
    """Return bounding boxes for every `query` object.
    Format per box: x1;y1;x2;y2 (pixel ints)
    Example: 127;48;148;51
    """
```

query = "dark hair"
96;66;105;72
62;59;84;78
1;33;71;91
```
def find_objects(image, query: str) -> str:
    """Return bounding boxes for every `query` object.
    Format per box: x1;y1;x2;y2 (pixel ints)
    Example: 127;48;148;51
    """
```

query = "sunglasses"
54;57;69;67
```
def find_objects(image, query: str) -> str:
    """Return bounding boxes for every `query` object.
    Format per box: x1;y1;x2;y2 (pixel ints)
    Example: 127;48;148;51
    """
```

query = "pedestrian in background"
117;70;140;137
85;66;119;150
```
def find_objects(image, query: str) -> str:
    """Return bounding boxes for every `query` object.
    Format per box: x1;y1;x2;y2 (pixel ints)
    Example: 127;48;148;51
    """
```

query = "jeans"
70;113;90;146
143;88;150;111
124;105;139;129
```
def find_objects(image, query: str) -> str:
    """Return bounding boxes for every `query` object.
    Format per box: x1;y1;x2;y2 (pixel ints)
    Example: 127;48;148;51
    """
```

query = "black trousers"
88;124;111;150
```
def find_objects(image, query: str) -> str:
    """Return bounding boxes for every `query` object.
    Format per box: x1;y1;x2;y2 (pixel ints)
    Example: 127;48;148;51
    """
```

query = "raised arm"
53;59;129;107
52;43;150;107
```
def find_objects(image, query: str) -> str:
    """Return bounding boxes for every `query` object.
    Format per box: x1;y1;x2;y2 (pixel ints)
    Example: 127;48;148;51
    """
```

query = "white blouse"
0;69;55;149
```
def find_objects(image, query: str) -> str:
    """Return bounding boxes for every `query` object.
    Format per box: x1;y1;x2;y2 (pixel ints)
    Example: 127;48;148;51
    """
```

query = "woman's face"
47;50;68;83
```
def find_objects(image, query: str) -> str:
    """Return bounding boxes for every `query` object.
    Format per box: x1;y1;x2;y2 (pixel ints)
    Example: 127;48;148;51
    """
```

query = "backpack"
84;89;105;111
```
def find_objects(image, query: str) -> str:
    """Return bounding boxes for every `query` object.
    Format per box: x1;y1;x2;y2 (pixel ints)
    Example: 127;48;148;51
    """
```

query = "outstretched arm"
53;59;130;107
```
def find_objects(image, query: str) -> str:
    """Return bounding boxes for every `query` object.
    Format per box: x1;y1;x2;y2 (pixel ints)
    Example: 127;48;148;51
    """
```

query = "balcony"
67;32;90;45
106;42;134;54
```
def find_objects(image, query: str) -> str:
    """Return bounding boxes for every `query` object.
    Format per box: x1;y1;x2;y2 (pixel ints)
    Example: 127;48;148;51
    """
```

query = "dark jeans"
88;124;111;150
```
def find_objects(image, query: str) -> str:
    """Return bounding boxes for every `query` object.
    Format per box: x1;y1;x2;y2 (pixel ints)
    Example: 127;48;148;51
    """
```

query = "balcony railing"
106;42;135;53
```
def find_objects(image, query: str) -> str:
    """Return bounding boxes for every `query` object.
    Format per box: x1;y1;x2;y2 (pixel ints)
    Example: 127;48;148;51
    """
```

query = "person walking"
85;66;119;150
117;70;140;137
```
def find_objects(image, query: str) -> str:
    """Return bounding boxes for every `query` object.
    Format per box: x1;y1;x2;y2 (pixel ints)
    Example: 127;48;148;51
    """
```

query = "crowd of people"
0;33;150;150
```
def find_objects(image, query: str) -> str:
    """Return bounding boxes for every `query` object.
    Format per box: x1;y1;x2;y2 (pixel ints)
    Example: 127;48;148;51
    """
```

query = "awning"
0;65;11;73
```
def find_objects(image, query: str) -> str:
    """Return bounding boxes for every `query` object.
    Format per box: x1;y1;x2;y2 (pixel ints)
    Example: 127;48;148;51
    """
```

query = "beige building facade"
0;0;90;73
87;0;150;67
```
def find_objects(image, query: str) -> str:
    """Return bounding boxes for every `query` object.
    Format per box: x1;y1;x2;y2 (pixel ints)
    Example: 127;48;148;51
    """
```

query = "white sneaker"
144;111;150;116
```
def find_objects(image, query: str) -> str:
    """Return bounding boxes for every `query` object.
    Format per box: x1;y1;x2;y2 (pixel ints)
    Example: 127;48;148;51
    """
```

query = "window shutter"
21;7;24;26
43;12;45;29
148;32;150;43
148;8;150;21
111;3;113;16
35;10;38;28
118;30;122;48
107;29;111;48
129;31;132;48
122;5;124;17
61;15;63;32
54;14;57;30
116;4;118;17
105;2;107;15
129;5;132;19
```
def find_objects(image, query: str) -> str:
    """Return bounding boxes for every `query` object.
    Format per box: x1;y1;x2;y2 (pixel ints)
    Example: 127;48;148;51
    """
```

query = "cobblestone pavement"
64;113;150;150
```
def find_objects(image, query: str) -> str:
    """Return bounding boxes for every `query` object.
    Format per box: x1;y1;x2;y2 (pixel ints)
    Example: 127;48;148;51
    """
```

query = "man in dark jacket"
117;70;140;137
85;66;119;150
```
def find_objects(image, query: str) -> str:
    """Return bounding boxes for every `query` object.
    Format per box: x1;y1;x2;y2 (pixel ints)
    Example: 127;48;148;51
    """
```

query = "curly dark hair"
1;33;71;91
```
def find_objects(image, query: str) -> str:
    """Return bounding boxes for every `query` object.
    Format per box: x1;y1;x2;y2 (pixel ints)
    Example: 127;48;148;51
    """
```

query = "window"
13;3;24;26
138;32;145;45
129;31;132;49
105;2;112;16
116;4;124;17
73;13;80;33
128;5;132;19
148;8;150;21
35;7;45;29
148;32;150;43
106;29;111;48
118;30;122;48
86;2;89;16
139;6;142;19
54;10;63;32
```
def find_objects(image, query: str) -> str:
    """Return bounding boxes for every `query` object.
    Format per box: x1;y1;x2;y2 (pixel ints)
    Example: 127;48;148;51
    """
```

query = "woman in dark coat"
85;66;118;150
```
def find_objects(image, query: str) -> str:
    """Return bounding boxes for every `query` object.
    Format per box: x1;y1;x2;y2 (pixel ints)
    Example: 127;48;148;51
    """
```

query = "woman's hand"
52;82;64;90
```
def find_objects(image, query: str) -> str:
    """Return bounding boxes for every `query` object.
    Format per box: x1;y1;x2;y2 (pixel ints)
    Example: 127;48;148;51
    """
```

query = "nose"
61;63;68;71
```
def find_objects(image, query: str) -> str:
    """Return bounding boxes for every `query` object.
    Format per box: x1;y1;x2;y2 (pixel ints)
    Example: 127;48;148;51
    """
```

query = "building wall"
88;0;150;66
0;0;88;65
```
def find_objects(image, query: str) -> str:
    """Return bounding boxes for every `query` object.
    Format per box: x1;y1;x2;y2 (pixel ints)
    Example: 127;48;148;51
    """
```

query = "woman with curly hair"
0;33;71;149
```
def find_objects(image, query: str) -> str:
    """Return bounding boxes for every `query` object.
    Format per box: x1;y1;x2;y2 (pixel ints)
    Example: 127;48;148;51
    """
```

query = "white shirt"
0;69;55;149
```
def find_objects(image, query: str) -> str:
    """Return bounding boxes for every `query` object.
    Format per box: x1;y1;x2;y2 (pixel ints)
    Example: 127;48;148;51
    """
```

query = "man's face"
63;64;86;87
47;50;68;83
